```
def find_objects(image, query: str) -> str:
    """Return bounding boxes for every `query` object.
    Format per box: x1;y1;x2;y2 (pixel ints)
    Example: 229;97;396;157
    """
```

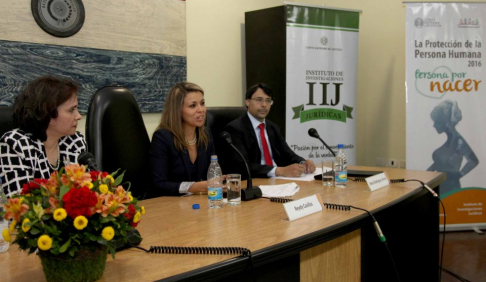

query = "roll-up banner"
285;3;360;165
405;2;486;231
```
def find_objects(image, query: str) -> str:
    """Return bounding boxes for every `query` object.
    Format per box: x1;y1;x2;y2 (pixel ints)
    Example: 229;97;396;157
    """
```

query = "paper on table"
273;167;332;181
258;182;300;197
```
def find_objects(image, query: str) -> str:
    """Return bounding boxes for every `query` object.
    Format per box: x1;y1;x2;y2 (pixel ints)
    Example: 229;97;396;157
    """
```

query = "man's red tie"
258;123;273;166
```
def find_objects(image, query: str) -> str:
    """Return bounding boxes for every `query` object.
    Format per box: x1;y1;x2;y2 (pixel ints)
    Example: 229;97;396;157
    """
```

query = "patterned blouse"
0;129;87;197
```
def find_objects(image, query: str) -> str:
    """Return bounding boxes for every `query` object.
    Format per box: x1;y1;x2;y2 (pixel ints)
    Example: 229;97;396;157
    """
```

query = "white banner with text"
405;3;486;230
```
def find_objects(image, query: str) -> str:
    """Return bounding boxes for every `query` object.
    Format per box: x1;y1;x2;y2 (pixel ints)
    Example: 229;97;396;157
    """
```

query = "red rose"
123;204;136;220
62;187;98;218
89;171;109;181
89;171;100;181
20;179;47;195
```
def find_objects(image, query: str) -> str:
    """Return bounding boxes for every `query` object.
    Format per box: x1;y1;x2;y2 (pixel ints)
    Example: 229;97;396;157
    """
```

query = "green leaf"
108;243;116;259
97;238;108;245
30;227;41;235
50;247;60;255
59;185;71;199
69;245;78;257
87;233;98;241
100;216;116;224
113;170;125;186
59;239;71;253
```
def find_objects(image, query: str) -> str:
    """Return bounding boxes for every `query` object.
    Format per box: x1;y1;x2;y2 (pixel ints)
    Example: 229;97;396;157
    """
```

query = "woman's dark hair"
13;76;78;141
245;83;274;100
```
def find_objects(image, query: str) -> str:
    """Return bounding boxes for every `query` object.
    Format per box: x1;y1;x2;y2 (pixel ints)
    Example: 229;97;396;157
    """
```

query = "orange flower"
62;164;92;187
91;192;106;214
114;186;131;204
42;172;60;195
4;198;29;222
101;193;126;217
45;196;61;213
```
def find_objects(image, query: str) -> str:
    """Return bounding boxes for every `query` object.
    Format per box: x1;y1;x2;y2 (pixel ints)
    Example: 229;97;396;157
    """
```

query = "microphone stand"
227;143;262;201
315;136;336;157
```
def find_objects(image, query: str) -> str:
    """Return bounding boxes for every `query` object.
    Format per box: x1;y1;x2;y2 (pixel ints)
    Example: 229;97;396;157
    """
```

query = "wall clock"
31;0;85;37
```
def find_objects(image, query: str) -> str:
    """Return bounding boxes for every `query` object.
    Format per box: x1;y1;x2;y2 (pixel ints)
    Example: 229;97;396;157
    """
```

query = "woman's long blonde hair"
156;82;209;152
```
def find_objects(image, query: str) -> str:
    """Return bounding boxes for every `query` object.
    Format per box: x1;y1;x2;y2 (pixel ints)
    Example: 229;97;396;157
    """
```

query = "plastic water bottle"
334;144;348;188
0;188;9;253
207;155;223;209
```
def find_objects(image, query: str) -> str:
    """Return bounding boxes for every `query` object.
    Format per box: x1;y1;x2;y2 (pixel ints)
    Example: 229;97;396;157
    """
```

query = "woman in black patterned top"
0;76;87;197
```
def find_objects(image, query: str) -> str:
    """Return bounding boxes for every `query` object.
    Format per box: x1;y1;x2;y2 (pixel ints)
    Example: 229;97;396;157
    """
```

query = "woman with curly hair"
0;76;87;197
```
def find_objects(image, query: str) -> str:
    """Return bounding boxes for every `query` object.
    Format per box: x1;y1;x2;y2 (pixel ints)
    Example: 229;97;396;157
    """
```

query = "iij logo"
292;82;354;123
415;67;482;99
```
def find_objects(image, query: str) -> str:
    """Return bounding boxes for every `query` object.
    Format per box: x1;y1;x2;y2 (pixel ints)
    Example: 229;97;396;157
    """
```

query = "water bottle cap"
210;155;218;161
338;144;344;149
192;204;200;210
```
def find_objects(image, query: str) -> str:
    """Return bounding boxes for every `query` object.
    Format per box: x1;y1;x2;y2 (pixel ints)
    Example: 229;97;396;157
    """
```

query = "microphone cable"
268;197;294;203
132;245;256;282
401;179;446;282
323;202;401;282
350;177;405;184
440;267;471;282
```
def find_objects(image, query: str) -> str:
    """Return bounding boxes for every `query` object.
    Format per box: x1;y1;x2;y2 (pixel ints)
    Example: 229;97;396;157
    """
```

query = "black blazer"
150;128;215;196
223;114;304;179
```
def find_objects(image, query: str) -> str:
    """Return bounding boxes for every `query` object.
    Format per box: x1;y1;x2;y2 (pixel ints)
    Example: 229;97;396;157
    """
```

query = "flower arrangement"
1;164;145;259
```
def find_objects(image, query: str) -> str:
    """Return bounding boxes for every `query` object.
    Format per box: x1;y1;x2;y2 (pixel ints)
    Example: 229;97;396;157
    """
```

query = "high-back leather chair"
205;107;246;174
0;107;15;138
86;86;152;199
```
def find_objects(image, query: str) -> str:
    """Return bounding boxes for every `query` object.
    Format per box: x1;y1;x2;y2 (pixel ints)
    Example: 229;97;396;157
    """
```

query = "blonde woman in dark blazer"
150;82;215;196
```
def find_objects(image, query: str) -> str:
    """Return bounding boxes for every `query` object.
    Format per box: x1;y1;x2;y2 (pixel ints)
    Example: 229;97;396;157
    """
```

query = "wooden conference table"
1;166;445;282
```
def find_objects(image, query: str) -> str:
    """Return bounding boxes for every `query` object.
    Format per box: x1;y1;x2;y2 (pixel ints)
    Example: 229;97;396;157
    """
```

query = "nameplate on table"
365;172;390;191
283;194;323;221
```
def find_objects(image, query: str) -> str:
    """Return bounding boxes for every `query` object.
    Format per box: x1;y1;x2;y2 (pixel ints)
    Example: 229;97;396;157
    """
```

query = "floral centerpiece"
1;164;145;282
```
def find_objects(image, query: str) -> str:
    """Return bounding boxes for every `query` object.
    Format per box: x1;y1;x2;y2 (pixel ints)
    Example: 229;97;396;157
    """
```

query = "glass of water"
322;161;334;186
226;174;241;206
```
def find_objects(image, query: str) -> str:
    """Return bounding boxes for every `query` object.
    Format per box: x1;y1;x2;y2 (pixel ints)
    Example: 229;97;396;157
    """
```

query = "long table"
0;166;445;281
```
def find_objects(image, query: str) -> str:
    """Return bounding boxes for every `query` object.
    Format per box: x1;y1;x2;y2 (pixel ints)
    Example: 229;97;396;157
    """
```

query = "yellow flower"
141;206;145;215
128;193;133;202
106;175;114;184
101;226;115;241
37;235;52;251
2;228;11;243
21;218;31;232
73;216;88;230
9;220;17;232
53;208;67;221
133;211;141;223
84;182;94;189
99;184;109;194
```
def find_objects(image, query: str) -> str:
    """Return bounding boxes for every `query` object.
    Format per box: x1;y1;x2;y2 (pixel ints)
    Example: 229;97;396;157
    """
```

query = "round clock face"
31;0;85;37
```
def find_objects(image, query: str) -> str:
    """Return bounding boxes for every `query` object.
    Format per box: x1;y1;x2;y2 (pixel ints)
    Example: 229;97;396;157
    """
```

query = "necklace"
185;135;197;146
49;144;61;170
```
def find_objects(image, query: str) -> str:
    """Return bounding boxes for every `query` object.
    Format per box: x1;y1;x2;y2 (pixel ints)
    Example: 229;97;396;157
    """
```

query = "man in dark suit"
223;83;316;179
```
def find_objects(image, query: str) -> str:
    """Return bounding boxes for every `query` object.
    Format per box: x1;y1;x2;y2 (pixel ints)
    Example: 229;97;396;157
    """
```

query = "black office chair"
0;107;15;138
86;86;153;199
205;107;247;174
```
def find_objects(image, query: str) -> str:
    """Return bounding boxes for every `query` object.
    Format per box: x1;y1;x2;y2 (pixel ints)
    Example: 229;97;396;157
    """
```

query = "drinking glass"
226;174;241;206
322;161;334;186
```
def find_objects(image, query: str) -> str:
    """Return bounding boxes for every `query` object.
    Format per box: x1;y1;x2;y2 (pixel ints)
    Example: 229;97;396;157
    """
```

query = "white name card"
365;172;390;191
283;194;323;221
